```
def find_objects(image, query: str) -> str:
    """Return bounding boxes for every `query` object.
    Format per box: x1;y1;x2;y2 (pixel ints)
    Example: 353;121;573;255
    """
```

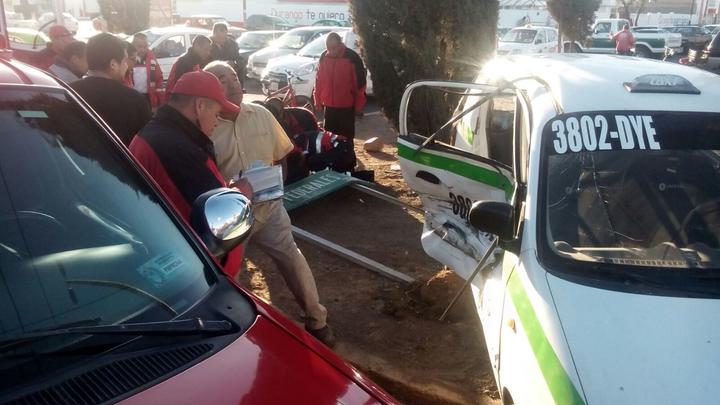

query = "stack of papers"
240;164;284;203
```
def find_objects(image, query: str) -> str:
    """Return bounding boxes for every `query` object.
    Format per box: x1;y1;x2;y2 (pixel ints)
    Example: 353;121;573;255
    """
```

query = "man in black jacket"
71;33;151;146
209;23;244;84
166;35;212;94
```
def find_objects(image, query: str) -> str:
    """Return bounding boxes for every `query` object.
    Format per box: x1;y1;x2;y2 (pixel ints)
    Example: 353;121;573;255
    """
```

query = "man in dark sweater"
209;23;244;83
165;35;212;95
71;33;151;146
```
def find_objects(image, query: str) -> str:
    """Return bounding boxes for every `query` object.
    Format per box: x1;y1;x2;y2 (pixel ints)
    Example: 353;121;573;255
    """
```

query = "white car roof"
144;26;212;35
243;30;286;35
483;54;720;113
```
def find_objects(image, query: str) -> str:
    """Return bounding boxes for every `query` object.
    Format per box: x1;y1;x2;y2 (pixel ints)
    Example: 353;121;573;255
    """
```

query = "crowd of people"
20;22;369;348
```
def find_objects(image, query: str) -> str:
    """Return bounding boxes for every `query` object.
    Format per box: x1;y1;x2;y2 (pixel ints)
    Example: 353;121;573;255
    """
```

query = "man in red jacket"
313;32;366;160
129;71;249;278
131;32;165;109
166;35;212;95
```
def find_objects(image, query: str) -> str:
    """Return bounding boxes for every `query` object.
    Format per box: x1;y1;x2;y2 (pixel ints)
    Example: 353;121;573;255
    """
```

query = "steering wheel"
680;199;720;246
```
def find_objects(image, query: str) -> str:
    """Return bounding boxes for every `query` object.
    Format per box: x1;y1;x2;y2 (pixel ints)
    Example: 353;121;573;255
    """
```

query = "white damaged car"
398;54;720;404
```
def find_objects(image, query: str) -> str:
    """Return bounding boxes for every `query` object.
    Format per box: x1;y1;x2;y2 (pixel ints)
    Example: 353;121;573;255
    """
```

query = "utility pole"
690;0;697;23
53;0;65;27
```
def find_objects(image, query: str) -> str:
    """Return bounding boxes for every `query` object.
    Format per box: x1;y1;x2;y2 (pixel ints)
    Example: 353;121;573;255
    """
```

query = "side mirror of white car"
469;200;514;242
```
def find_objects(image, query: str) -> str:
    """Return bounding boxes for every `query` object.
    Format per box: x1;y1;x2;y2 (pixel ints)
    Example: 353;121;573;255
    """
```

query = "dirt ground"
237;98;500;404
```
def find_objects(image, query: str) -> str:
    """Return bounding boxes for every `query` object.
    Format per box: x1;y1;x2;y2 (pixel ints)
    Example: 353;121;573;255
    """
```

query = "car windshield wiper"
0;318;233;347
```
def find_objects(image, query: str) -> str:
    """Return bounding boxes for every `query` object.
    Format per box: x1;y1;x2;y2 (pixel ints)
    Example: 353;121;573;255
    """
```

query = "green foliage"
547;0;600;42
98;0;150;34
350;0;498;133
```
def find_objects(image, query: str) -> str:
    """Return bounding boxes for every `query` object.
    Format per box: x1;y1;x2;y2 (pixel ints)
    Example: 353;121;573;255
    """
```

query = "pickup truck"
567;18;683;58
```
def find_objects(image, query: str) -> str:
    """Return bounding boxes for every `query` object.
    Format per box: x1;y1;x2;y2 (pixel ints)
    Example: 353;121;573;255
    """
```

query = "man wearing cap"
129;70;249;278
34;24;75;70
204;61;335;347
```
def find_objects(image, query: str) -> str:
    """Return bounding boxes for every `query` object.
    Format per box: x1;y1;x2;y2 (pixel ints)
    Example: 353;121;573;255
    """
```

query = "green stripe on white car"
507;271;586;405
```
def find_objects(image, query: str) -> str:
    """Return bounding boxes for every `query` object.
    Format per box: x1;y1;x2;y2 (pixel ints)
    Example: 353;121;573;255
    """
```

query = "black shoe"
306;325;336;348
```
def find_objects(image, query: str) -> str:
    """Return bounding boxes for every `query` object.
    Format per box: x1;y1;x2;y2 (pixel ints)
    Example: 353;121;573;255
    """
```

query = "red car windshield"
0;88;220;377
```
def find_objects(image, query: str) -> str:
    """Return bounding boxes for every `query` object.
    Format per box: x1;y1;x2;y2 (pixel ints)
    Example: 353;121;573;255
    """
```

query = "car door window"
595;22;611;34
547;29;557;43
154;35;186;59
535;30;547;45
483;95;516;168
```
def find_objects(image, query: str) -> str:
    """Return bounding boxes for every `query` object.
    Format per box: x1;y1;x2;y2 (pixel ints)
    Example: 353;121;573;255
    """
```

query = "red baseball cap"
48;25;73;41
171;71;240;114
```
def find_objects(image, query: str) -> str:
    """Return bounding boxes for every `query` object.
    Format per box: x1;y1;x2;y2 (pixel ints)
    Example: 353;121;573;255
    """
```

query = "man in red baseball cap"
33;24;75;70
129;71;249;277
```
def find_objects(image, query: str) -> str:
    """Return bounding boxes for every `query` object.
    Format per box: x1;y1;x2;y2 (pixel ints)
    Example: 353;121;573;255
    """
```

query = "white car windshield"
297;34;330;57
542;111;720;270
275;31;312;49
141;30;163;45
237;32;275;49
500;29;537;44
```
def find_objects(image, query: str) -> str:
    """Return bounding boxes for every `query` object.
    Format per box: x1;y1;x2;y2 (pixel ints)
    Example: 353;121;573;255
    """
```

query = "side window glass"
536;30;547;44
547;29;557;42
595;23;611;34
485;95;516;168
155;35;186;59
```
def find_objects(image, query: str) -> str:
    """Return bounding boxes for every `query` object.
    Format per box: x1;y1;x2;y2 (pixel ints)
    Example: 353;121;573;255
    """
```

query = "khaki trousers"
247;199;327;330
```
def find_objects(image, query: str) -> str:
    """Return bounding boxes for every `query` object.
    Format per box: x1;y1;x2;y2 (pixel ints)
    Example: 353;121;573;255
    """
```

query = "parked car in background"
685;31;720;73
246;26;335;79
569;18;682;58
244;14;294;31
38;12;79;35
236;30;285;60
186;14;245;37
312;19;351;27
261;29;373;97
704;24;720;35
497;25;558;55
663;25;713;53
0;49;398;405
135;26;213;82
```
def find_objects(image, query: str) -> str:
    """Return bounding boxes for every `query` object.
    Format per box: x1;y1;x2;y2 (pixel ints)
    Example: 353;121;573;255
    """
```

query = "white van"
398;54;720;405
497;25;558;55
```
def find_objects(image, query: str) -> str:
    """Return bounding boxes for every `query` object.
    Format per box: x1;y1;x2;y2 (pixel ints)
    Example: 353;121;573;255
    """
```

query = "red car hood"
121;314;389;404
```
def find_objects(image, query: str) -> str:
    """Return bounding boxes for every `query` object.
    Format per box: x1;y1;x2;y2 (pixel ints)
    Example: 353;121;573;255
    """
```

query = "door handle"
416;170;440;185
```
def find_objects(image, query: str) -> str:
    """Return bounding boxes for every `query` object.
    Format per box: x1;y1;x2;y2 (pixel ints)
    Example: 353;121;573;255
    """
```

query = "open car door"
397;81;519;279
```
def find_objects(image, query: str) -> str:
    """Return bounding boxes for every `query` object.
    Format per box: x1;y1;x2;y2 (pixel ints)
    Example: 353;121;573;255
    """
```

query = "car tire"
634;46;652;58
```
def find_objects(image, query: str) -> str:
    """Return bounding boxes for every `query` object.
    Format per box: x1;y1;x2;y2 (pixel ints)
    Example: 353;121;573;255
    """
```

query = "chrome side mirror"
191;188;253;259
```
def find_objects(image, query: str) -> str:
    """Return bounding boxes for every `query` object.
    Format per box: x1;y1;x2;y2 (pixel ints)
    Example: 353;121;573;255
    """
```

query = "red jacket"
313;44;367;112
137;49;165;108
129;105;244;277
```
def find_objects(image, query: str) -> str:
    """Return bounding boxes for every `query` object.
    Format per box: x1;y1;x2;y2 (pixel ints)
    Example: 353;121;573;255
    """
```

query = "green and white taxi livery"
397;54;720;404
